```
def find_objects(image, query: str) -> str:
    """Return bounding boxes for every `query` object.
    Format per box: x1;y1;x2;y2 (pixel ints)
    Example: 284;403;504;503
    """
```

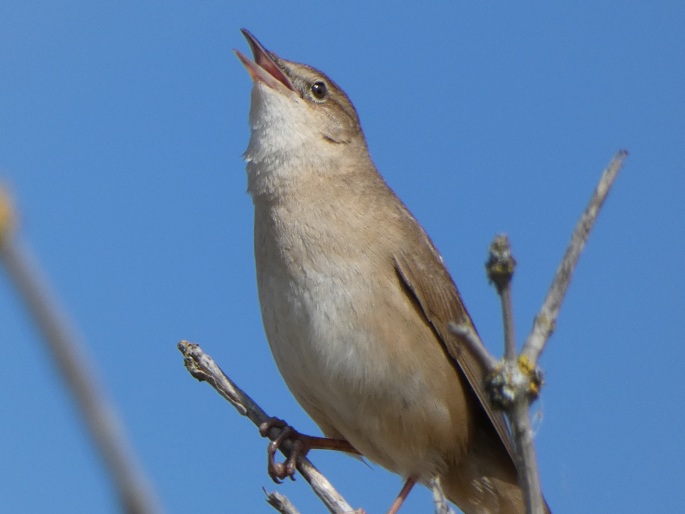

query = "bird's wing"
393;237;518;465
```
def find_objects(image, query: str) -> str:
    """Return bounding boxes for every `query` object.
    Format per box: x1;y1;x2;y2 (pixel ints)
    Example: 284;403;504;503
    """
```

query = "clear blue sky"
2;2;684;513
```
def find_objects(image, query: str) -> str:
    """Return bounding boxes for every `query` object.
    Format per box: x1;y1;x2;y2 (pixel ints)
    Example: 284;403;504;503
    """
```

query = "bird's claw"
259;417;305;483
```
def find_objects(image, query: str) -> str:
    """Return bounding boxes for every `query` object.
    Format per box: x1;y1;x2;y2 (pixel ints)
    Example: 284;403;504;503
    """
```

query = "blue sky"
2;2;684;513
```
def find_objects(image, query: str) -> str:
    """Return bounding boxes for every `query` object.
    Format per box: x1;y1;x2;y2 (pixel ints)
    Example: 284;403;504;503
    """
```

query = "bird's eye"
310;81;328;100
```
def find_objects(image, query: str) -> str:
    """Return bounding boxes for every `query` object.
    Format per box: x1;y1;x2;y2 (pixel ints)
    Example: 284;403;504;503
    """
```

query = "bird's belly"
256;251;471;480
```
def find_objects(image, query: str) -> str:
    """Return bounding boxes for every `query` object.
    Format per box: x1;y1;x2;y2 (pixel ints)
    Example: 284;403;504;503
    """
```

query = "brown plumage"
236;29;549;514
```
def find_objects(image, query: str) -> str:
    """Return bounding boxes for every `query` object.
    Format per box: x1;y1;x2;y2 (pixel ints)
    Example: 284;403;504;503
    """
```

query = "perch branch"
177;341;359;514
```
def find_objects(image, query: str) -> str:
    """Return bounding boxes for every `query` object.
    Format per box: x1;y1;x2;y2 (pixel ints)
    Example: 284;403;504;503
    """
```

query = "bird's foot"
259;417;303;483
258;416;360;483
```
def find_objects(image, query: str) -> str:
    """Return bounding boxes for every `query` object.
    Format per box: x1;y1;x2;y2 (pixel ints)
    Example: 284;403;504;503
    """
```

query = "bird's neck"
245;129;374;203
244;84;374;202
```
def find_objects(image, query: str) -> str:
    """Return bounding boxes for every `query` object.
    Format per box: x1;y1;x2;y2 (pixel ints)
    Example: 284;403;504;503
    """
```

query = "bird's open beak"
234;29;295;92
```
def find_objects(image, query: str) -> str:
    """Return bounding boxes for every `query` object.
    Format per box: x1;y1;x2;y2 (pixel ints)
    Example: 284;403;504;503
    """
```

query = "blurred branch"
0;187;161;514
177;341;361;514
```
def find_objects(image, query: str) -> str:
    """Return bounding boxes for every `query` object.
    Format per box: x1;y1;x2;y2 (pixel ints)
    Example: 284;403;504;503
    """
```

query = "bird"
235;29;548;514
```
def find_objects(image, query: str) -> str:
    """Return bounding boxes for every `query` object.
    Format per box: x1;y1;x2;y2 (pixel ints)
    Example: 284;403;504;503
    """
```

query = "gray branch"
486;234;518;361
458;151;627;513
448;322;499;372
521;150;628;364
430;478;456;514
485;234;546;513
264;489;302;514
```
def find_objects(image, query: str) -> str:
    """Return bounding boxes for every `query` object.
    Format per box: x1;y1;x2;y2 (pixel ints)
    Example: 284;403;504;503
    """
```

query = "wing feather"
393;238;518;465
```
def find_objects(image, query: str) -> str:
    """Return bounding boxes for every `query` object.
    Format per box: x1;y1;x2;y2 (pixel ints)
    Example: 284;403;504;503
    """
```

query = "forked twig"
481;151;627;513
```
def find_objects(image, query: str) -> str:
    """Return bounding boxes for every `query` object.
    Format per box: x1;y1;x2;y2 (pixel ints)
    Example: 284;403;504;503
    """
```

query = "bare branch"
484;358;545;512
485;234;545;511
448;322;499;372
0;187;161;514
430;478;456;514
177;341;359;514
509;398;545;514
486;234;518;361
522;150;628;364
481;152;627;513
264;490;302;514
482;232;545;513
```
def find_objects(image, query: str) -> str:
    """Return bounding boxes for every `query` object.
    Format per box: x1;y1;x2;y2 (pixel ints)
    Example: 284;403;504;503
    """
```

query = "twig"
264;489;302;514
430;478;455;514
485;235;546;513
486;234;518;361
177;341;359;514
0;187;161;514
509;398;544;514
521;150;628;365
448;322;498;372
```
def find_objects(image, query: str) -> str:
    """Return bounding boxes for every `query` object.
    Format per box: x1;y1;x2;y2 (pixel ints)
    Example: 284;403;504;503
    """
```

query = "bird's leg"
259;417;360;483
386;477;416;514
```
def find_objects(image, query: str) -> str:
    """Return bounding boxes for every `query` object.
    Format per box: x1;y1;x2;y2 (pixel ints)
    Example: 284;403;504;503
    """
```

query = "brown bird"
235;29;547;514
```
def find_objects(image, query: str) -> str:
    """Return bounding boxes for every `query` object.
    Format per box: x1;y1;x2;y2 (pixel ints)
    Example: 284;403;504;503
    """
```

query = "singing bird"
235;29;547;514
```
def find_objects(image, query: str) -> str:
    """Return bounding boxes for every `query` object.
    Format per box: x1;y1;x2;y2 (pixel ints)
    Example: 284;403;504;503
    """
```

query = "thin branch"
177;341;359;514
430;478;455;514
0;187;161;514
500;287;516;361
509;399;544;514
486;234;544;510
486;234;518;361
522;150;628;364
448;322;498;372
264;489;302;514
